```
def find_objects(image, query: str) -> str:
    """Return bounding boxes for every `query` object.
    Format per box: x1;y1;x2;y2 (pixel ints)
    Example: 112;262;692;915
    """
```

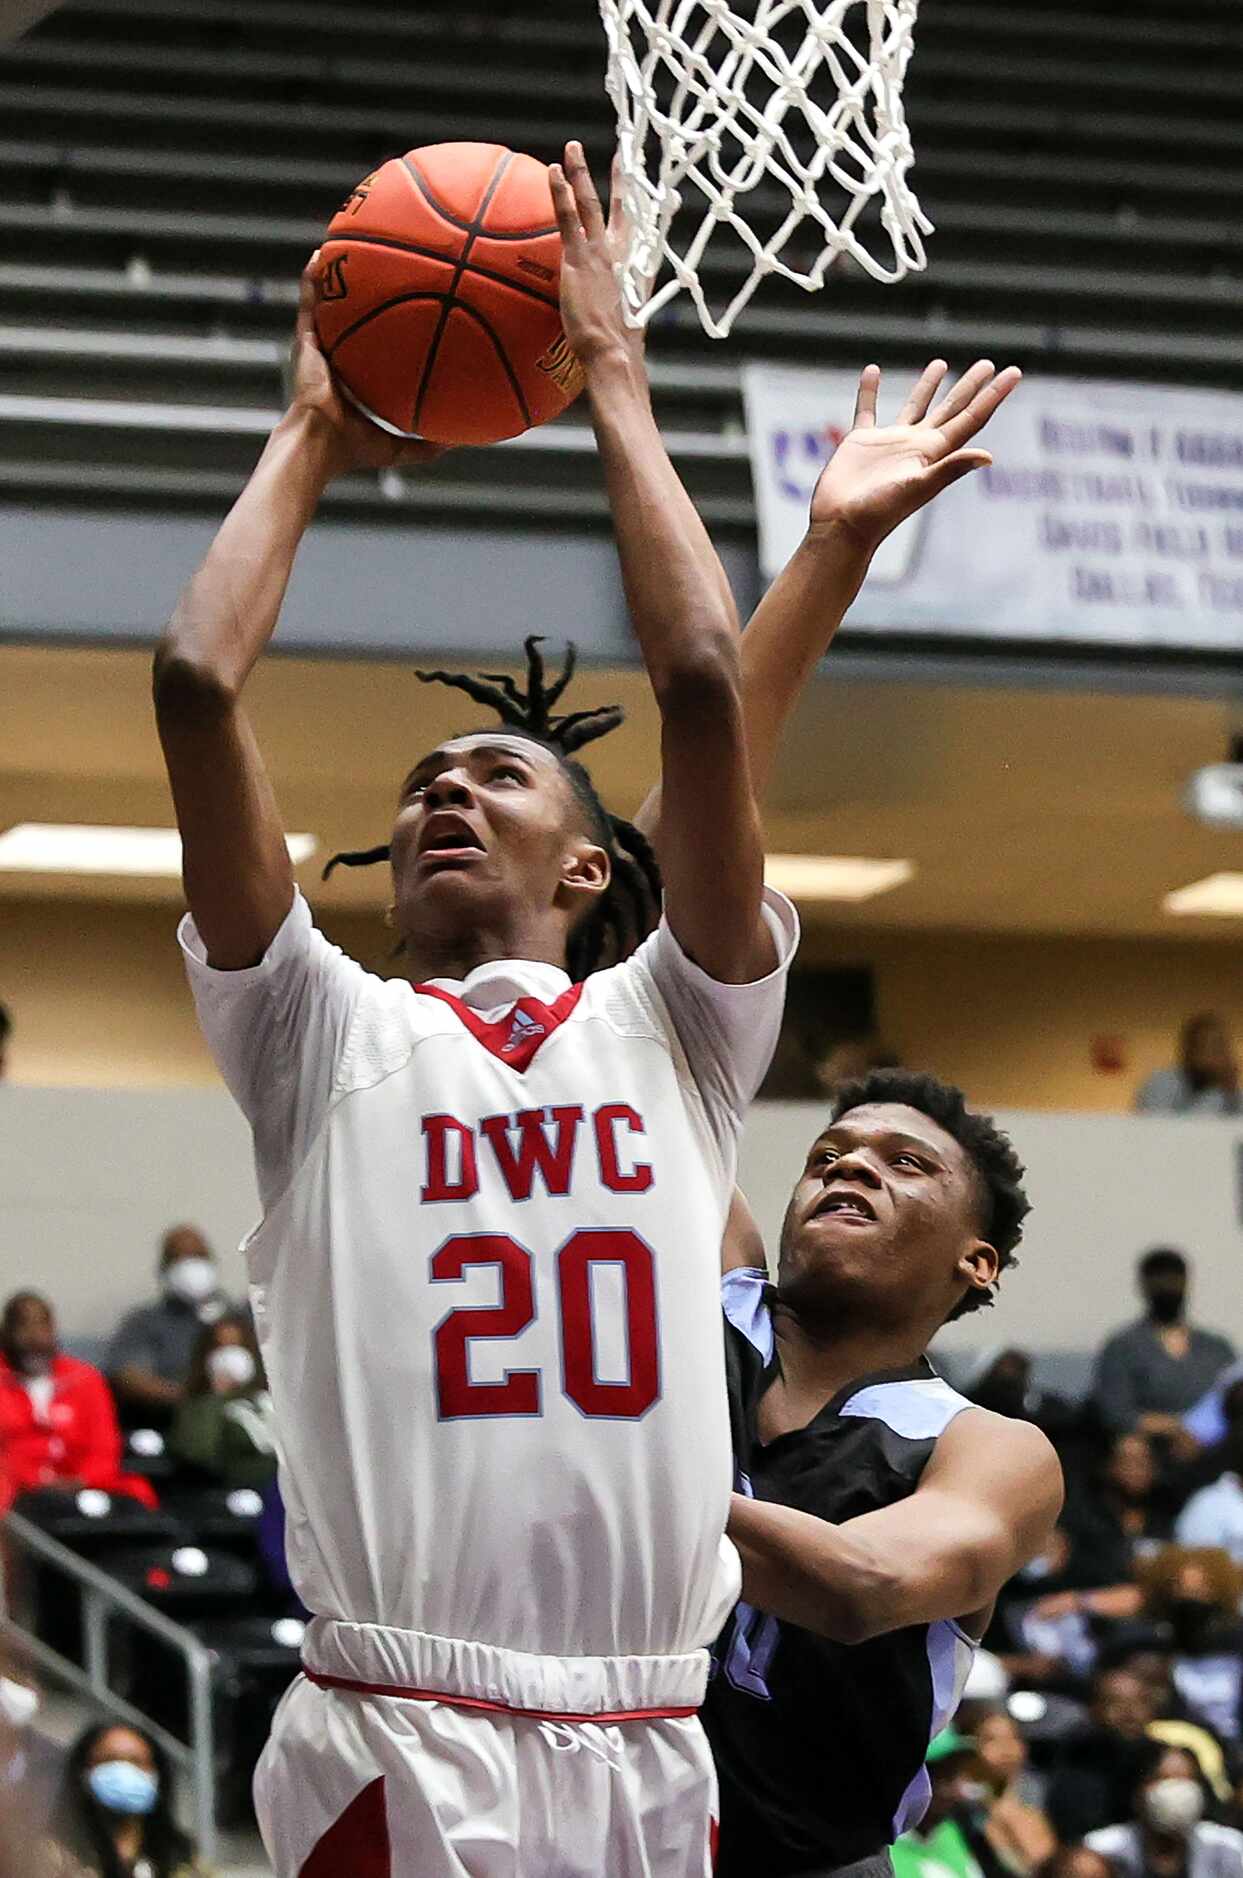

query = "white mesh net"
599;0;932;338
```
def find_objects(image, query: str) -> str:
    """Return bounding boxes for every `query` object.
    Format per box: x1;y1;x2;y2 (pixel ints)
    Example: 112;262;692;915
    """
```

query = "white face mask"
1142;1777;1205;1835
207;1345;256;1391
163;1257;217;1306
0;1678;39;1731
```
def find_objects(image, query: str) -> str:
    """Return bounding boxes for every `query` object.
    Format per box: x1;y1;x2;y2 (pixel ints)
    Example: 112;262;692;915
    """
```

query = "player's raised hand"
549;143;643;374
287;252;445;477
809;359;1021;554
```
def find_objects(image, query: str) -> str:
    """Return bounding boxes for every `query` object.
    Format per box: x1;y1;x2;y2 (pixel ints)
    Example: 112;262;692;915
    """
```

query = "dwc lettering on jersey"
421;1103;653;1203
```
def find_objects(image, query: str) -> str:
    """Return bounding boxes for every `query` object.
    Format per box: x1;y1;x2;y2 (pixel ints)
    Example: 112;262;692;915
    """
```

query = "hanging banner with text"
743;364;1243;651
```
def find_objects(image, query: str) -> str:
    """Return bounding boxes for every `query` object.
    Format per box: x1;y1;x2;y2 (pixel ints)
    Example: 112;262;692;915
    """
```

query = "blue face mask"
87;1760;159;1816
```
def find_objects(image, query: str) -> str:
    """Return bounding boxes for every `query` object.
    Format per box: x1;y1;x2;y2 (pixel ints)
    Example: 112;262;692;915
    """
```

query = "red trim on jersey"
304;1666;697;1723
414;981;586;1071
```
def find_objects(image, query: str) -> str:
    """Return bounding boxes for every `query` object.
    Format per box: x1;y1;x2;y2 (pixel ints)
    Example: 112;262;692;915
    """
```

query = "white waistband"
303;1617;709;1719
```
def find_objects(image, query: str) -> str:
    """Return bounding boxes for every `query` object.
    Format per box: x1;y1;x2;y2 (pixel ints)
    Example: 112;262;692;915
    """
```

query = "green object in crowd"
891;1817;984;1878
924;1727;976;1765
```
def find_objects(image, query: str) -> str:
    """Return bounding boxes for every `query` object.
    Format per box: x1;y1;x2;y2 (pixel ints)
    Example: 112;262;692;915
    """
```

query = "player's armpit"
728;1411;1063;1644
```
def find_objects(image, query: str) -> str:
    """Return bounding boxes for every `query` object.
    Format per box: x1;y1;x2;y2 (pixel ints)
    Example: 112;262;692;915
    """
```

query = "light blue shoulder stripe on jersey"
720;1267;774;1363
839;1375;973;1442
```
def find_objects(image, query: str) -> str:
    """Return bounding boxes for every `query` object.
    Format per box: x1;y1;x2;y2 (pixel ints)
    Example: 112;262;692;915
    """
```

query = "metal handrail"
0;1510;217;1863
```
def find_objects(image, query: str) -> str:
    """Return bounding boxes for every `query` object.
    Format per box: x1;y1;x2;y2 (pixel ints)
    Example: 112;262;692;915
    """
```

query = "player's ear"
557;838;610;908
956;1239;1000;1298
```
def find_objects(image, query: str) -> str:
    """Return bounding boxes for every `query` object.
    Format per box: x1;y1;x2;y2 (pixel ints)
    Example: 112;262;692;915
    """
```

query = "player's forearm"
739;521;871;797
156;407;336;701
585;350;739;702
728;1493;900;1642
632;520;869;842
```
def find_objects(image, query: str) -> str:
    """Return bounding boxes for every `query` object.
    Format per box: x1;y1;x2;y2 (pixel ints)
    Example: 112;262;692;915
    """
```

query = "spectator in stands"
0;1294;155;1508
1093;1646;1233;1815
107;1227;232;1428
1060;1433;1172;1594
0;1657;61;1832
1093;1251;1234;1443
1136;1016;1242;1118
1176;1388;1243;1563
0;1003;11;1081
964;1348;1079;1452
1086;1741;1243;1878
168;1313;276;1492
1046;1667;1159;1842
1138;1550;1243;1746
958;1701;1057;1876
36;1722;211;1878
1038;1851;1115;1878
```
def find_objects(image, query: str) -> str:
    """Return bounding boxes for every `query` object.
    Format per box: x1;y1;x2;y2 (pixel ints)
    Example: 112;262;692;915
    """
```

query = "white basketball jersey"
181;890;796;1662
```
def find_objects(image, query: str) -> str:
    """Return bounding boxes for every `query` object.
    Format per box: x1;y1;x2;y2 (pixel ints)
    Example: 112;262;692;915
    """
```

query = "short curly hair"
829;1067;1030;1320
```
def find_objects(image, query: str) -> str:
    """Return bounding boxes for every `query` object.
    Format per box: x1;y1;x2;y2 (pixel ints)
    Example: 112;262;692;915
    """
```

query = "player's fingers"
564;139;607;242
851;363;881;430
548;163;585;254
295;250;322;340
938;366;1021;453
896;359;947;427
396;440;448;467
921;448;992;496
607;151;628;237
926;359;994;432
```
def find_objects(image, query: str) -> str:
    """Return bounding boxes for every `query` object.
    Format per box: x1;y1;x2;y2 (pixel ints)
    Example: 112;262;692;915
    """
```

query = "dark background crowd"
898;1246;1243;1878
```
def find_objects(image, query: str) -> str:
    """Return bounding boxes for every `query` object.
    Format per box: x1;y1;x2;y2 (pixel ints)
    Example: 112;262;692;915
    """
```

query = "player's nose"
820;1150;881;1189
422;768;476;809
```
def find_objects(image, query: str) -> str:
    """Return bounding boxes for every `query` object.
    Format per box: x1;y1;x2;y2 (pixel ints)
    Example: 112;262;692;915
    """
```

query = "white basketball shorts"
254;1617;720;1878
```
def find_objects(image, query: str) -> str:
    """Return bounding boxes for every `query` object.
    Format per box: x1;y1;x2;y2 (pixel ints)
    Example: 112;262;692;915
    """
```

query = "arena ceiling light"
1163;872;1243;918
0;823;317;876
764;855;914;903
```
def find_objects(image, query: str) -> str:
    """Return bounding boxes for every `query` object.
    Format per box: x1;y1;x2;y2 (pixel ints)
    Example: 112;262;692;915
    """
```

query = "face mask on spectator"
0;1678;39;1730
207;1345;256;1391
1142;1777;1204;1835
163;1258;217;1306
87;1760;160;1816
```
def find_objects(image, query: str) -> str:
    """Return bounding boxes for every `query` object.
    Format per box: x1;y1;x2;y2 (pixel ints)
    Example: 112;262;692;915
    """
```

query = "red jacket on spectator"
0;1352;157;1508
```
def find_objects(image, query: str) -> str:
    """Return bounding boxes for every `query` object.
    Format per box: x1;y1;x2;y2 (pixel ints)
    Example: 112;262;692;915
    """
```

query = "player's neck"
771;1298;932;1402
399;915;571;987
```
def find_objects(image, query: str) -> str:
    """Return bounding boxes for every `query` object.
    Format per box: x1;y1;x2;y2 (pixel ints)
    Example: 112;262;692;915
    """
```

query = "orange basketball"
314;142;584;448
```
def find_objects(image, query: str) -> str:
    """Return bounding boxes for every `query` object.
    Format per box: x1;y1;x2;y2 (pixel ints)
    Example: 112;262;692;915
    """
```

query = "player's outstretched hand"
810;359;1021;555
287;252;446;477
549;143;643;376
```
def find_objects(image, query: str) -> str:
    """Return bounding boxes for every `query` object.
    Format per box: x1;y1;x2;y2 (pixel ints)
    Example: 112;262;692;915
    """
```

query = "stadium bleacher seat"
1;0;1241;533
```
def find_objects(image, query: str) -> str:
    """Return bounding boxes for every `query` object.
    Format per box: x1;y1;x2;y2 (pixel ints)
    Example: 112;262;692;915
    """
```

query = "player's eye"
491;764;527;785
810;1147;838;1170
892;1152;926;1171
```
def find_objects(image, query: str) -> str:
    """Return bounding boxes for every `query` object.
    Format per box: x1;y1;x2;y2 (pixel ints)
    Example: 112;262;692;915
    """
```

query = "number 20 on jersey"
431;1227;660;1422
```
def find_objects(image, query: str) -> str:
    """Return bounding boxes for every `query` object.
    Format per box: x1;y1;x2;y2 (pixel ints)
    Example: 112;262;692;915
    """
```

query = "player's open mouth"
812;1190;876;1223
417;816;486;869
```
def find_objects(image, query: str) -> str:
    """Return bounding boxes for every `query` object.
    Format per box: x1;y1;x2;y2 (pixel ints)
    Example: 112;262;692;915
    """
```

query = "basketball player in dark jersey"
704;1070;1064;1878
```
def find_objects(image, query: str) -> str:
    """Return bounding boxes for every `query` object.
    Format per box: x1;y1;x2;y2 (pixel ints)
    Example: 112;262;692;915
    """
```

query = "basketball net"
599;0;932;338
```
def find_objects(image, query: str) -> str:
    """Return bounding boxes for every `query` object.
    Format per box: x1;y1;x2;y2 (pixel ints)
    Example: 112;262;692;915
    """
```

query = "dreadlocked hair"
323;636;663;980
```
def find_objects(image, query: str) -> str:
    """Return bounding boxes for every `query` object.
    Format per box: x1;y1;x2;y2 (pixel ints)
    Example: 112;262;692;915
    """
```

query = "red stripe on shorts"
304;1666;697;1724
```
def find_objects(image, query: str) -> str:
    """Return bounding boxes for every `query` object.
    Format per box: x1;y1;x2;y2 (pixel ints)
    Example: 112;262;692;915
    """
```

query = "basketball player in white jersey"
154;144;796;1876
